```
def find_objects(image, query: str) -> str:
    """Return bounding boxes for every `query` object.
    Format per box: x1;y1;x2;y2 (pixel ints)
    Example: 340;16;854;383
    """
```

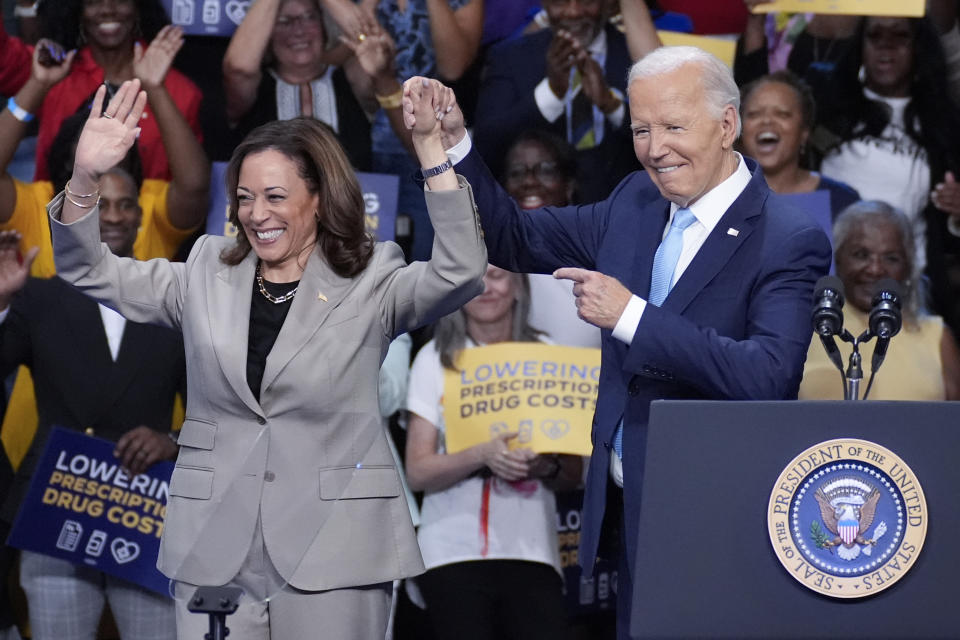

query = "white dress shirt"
611;153;752;344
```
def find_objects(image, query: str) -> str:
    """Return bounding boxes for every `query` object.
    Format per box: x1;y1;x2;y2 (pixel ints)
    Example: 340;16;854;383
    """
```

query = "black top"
247;276;298;401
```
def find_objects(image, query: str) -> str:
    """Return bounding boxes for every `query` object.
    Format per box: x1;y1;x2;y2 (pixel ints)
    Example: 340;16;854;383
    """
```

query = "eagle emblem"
812;475;887;561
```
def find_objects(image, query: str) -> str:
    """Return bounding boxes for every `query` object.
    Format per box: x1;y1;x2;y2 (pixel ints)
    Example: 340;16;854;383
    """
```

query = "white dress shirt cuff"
0;306;8;325
446;131;473;166
534;78;566;123
612;295;646;345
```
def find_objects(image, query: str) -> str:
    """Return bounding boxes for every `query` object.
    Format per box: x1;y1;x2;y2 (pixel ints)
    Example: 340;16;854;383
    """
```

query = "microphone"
811;275;846;374
812;275;845;337
868;278;903;340
868;278;903;374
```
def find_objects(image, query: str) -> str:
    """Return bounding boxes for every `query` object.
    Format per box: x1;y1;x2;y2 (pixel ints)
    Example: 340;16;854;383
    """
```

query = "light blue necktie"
613;207;697;459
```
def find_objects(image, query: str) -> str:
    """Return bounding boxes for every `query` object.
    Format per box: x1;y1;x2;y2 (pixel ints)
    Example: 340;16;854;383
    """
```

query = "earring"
858;65;866;84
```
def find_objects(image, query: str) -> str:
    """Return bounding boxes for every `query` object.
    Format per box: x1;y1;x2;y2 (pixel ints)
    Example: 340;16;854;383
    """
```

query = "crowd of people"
1;0;959;639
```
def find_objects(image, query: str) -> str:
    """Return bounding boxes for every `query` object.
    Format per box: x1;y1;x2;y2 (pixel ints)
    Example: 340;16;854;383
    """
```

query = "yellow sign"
442;342;600;456
657;31;737;68
767;438;927;598
750;0;923;18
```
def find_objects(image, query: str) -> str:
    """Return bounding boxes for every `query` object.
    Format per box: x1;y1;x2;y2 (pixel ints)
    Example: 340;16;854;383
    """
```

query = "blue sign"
206;161;399;242
7;427;173;596
555;489;617;617
162;0;249;37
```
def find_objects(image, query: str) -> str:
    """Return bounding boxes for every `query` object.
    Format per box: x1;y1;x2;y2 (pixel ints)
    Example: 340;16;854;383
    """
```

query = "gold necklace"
256;264;298;304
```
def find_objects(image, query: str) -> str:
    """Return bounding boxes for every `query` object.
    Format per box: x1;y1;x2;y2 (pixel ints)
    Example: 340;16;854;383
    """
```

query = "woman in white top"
405;264;581;640
813;16;960;335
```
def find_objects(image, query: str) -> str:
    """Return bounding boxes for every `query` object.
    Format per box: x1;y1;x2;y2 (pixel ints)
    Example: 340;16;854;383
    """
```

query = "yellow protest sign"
442;342;600;456
749;0;923;17
657;31;737;68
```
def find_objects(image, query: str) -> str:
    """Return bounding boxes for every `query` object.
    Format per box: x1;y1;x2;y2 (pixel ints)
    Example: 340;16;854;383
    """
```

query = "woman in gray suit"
41;78;487;639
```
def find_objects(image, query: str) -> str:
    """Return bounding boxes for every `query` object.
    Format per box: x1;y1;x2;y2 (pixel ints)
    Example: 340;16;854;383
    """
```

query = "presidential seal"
767;439;927;598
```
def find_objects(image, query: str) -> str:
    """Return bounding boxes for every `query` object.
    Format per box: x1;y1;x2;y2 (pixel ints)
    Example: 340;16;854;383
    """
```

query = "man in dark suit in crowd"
405;44;832;638
0;166;184;640
473;0;656;201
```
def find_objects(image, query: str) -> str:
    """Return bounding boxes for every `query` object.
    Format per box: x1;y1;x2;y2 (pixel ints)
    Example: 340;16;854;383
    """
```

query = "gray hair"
627;46;742;138
833;200;921;325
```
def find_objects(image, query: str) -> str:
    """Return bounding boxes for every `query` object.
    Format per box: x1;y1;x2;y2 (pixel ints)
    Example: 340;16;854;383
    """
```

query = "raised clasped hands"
72;80;148;185
401;76;466;150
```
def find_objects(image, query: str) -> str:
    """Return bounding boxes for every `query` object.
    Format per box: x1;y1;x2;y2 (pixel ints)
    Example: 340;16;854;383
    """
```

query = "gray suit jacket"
49;181;487;591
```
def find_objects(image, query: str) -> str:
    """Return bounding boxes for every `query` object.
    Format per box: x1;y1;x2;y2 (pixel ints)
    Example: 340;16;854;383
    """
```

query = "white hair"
627;46;742;138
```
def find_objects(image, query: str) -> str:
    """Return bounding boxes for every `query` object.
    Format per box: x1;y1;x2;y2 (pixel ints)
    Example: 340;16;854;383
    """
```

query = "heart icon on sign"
110;538;140;564
540;419;570;439
225;0;251;26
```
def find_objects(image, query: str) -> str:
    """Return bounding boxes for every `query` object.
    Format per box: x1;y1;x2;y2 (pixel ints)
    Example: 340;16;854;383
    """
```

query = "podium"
630;400;960;639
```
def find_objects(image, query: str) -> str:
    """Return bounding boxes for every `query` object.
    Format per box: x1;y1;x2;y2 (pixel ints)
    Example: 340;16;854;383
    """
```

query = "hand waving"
133;25;184;91
73;80;148;183
0;232;38;311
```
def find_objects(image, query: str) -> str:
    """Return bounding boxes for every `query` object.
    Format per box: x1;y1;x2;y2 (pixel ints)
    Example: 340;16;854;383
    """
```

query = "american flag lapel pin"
317;292;328;302
727;227;740;237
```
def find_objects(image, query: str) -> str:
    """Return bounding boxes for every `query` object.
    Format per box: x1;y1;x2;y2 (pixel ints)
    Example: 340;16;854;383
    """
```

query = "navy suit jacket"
474;24;636;201
0;276;186;524
457;149;832;580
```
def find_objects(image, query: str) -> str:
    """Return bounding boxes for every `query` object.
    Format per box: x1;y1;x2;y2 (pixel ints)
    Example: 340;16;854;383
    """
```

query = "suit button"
628;378;641;395
256;416;266;425
263;471;275;482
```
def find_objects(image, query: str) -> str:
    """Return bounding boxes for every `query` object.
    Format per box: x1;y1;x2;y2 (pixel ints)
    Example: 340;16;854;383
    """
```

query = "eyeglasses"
275;11;322;31
505;161;564;185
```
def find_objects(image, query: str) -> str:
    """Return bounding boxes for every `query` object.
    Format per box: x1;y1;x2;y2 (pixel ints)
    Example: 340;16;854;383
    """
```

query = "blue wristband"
6;96;35;123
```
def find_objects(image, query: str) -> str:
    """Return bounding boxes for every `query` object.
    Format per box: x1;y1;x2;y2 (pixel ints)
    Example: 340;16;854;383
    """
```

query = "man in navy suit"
0;167;183;640
474;0;652;201
406;44;831;637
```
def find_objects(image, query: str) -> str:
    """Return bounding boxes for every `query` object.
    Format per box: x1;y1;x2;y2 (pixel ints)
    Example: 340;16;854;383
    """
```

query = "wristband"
375;89;403;110
420;159;452;180
6;96;35;123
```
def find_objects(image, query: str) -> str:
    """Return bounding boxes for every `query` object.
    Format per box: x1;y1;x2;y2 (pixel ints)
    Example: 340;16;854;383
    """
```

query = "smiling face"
629;63;739;207
740;81;809;176
271;0;325;70
504;139;574;209
862;17;914;98
464;265;520;327
98;169;141;258
835;220;910;313
236;149;320;279
543;0;605;48
81;0;138;51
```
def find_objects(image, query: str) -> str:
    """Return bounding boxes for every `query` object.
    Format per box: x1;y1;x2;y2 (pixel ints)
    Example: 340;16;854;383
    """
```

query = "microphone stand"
187;586;243;640
835;329;861;401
